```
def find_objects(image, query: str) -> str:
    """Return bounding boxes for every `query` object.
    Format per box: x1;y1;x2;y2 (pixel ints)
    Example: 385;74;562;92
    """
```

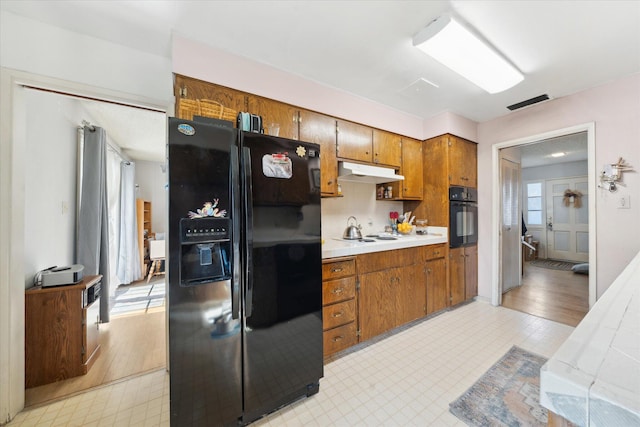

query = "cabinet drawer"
423;244;446;260
323;276;356;305
322;258;356;280
323;299;356;330
357;248;421;273
323;322;358;356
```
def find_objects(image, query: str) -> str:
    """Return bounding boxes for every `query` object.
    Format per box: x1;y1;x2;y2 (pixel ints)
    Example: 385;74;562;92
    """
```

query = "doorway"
19;87;167;406
492;124;596;317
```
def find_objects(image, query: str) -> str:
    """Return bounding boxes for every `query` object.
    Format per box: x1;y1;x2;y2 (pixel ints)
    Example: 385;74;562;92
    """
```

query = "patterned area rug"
110;277;165;317
530;259;578;271
450;346;548;426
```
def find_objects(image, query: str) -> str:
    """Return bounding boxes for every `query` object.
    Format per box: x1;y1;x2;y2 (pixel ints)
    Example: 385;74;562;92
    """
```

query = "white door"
546;177;589;262
501;158;521;293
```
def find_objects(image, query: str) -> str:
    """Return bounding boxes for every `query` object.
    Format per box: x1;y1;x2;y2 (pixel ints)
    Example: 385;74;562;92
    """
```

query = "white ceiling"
2;1;638;162
519;132;588;168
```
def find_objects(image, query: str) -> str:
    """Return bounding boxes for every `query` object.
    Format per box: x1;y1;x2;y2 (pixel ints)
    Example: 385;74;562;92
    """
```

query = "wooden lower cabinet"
465;245;478;299
322;243;476;355
424;244;448;314
25;275;102;388
323;322;357;356
322;257;357;358
359;268;397;341
323;299;356;330
450;245;478;305
358;248;424;341
395;263;426;325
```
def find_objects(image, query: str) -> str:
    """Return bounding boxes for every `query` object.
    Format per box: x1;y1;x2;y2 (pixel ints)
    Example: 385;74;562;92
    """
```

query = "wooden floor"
502;261;589;327
25;287;166;407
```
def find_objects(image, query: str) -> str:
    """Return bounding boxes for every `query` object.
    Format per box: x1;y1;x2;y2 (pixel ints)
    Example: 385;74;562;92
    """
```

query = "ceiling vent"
507;94;550;111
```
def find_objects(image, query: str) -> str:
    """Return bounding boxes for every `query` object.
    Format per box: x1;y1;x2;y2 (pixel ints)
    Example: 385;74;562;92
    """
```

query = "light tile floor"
8;301;574;427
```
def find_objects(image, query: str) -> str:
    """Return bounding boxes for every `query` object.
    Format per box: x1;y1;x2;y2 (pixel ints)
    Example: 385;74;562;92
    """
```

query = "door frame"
499;157;522;293
491;123;596;309
0;67;169;421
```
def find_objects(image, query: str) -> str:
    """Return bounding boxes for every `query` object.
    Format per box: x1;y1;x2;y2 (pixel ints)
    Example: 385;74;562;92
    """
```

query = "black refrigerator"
167;117;323;426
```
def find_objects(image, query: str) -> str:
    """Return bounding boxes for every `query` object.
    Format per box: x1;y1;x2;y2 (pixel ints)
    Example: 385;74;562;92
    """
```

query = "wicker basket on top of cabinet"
322;257;357;358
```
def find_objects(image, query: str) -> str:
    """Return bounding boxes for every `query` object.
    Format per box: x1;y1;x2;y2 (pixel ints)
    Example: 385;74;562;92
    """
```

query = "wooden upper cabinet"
336;119;373;163
174;74;246;122
379;137;423;201
372;129;401;168
448;135;477;187
400;138;423;199
247;96;299;140
299;110;338;197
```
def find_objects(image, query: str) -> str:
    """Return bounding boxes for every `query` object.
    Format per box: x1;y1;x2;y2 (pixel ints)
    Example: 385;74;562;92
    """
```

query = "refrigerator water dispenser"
179;217;231;286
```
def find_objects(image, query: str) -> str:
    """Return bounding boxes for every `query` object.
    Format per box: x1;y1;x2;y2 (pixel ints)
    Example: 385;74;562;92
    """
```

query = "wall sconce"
599;157;634;192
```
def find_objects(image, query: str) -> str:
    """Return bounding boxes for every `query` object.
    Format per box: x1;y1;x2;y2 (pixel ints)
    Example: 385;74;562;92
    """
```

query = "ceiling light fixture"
413;14;524;94
551;152;566;158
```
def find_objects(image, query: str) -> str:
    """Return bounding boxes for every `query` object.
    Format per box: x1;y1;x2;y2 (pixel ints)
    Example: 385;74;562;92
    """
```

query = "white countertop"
322;226;448;259
540;250;640;425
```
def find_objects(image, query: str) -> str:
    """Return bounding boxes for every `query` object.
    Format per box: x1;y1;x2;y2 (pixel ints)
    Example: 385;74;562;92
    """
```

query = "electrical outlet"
617;195;630;209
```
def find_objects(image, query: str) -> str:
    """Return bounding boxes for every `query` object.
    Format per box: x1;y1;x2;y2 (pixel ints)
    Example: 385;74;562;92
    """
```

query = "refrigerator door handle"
243;146;254;318
230;146;241;320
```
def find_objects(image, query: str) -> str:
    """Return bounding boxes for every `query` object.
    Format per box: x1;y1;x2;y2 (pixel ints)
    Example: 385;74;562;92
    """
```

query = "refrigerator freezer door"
240;133;323;423
168;118;242;425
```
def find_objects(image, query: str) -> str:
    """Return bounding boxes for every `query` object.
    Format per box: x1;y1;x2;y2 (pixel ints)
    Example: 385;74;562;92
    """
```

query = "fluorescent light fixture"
551;152;566;158
413;14;524;94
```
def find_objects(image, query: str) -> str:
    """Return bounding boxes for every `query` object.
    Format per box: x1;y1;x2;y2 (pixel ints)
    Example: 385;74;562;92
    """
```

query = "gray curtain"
77;125;111;322
116;161;141;283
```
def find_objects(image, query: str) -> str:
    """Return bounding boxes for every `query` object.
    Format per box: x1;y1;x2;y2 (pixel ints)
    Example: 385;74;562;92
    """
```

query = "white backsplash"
321;181;404;239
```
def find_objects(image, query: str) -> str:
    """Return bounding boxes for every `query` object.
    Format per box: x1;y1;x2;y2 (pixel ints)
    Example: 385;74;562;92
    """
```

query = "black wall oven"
449;186;478;248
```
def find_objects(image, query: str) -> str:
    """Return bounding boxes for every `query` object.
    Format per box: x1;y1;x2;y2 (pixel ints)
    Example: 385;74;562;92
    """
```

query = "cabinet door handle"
327;180;333;185
331;267;343;273
331;287;344;294
332;311;344;318
427;268;432;274
332;335;344;342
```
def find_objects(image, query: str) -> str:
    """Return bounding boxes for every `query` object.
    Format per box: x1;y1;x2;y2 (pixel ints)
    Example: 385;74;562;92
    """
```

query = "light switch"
617;195;630;209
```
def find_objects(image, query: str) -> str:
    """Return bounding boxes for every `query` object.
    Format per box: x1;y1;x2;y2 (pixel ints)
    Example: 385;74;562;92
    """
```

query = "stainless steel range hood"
338;161;404;184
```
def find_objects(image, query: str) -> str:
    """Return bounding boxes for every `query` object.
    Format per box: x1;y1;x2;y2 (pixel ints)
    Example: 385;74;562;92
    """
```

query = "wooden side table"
25;275;102;388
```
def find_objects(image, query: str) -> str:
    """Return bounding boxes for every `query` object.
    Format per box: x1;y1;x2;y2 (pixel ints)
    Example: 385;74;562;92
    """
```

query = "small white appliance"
41;264;84;287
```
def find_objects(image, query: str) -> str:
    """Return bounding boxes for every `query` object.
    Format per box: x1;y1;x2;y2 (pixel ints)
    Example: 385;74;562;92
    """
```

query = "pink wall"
423;111;477;141
172;34;639;301
172;35;424;139
477;73;640;298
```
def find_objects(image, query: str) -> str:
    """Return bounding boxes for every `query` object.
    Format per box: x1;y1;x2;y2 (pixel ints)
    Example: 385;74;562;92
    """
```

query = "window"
526;182;542;225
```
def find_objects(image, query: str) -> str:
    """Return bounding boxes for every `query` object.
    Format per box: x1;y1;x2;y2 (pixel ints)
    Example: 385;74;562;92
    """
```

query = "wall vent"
507;94;550;111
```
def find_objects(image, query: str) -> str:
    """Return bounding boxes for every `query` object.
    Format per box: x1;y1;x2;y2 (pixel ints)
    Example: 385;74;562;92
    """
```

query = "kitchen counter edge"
322;227;448;259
